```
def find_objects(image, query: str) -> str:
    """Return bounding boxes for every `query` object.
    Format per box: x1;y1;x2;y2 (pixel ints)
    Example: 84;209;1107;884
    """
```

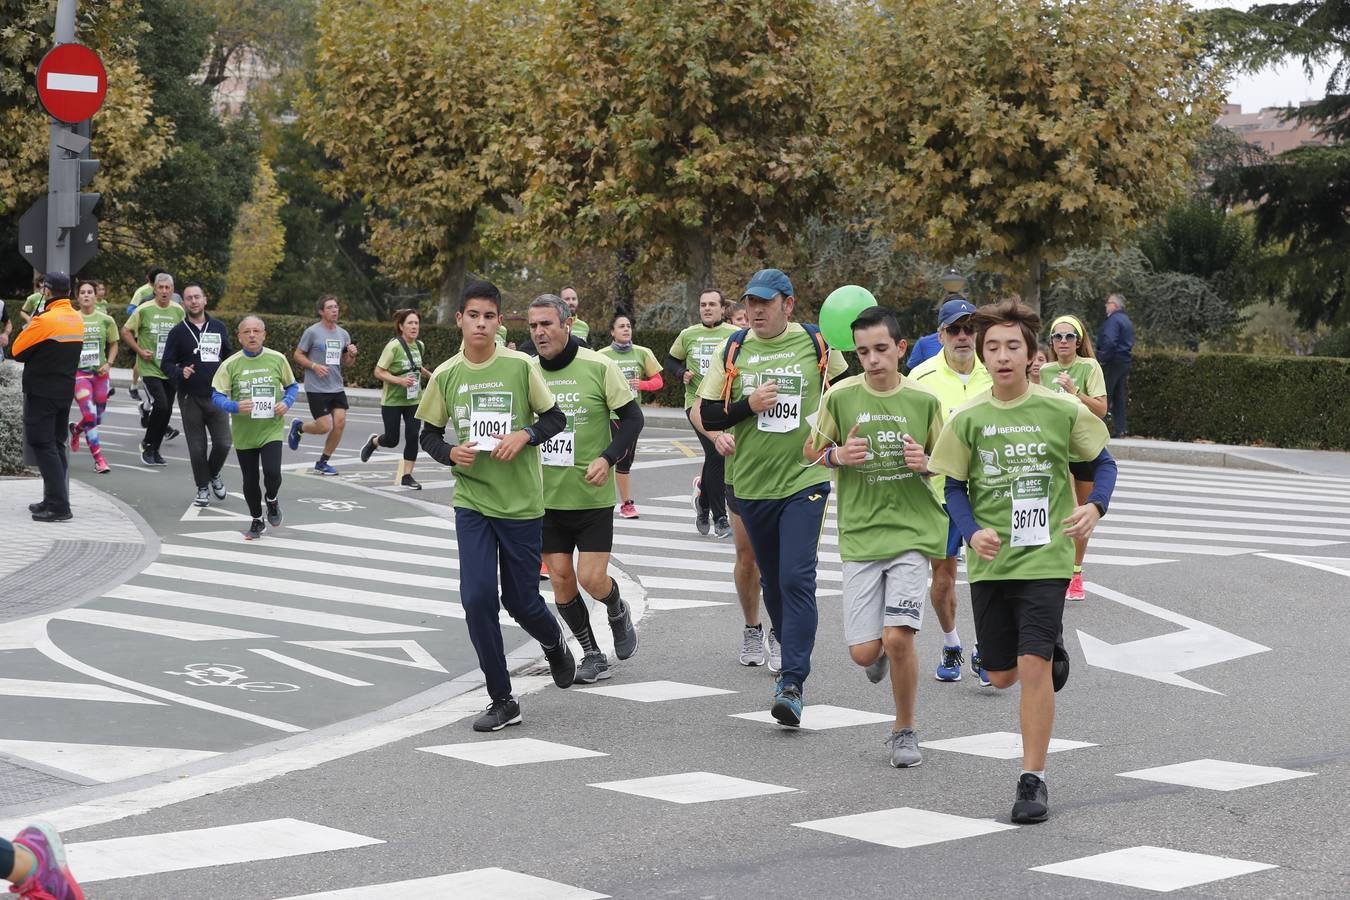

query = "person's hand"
585;456;612;486
492;429;530;461
1056;372;1074;393
450;441;478;466
1063;503;1102;541
276;401;290;417
237;398;253;414
682;370;694;385
182;364;195;380
97;363;109;377
345;343;358;358
311;364;330;378
902;433;928;473
402;374;417;388
138;346;153;360
748;379;778;413
970;528;1001;561
627;376;640;392
0;333;8;347
834;424;869;466
715;432;736;457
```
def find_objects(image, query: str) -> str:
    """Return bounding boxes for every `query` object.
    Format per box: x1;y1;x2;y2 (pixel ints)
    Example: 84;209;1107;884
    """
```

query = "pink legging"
73;370;110;456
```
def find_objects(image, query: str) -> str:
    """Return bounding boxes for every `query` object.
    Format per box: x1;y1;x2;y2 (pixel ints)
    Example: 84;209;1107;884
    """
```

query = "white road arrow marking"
1259;553;1350;579
1076;583;1269;694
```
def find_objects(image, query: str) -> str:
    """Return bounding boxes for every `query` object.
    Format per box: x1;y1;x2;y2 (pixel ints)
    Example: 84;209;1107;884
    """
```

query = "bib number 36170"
469;392;513;452
1010;474;1051;547
757;373;803;433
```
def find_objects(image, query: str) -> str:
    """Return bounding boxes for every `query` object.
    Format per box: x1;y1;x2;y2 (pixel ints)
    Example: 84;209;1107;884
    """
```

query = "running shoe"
696;509;711;536
971;643;991;687
28;502;45;514
151;452;167;466
691;475;702;507
244;518;266;541
10;821;84;900
266;497;282;528
195;486;210;507
140;448;156;466
714;516;732;539
608;598;638;660
540;561;549;579
129;387;141;401
164;426;180;441
936;644;964;682
619;500;639;519
107;386;116;398
93;454;110;475
1066;572;1086;601
210;474;227;500
1052;640;1070;693
886;727;922;768
68;422;80;452
314;461;338;476
771;679;802;727
401;474;422;490
287;418;303;450
767;628;782;673
472;697;521;733
865;653;890;684
739;625;766;666
1011;773;1049;824
360;433;379;463
574;650;611;684
543;640;576;688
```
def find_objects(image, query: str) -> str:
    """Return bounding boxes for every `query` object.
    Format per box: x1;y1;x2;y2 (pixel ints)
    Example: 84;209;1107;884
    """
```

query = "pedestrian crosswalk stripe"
1108;501;1350;526
158;543;457;589
1094;525;1340;547
1112;488;1350;519
107;585;436;635
1085;538;1250;557
1116;474;1350;504
288;640;448;673
647;598;730;610
614;551;844;582
1116;758;1314;791
292;521;456;551
918;731;1097;759
1104;512;1350;539
636;574;765;593
277;868;610;899
576;680;735;702
0;739;219;783
183;530;463;569
1029;846;1277;892
53;608;275;641
589;771;796;804
387;515;452;529
247;649;372;687
794;807;1016;849
0;678;162;705
730;705;893;730
1121;459;1349;489
67;818;384;884
419;737;608;767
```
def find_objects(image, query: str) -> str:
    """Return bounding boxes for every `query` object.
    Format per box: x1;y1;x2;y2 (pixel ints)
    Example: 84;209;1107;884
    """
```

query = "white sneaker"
767;629;782;673
739;625;766;666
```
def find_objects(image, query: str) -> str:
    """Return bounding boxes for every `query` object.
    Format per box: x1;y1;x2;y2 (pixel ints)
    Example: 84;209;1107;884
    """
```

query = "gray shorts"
841;550;928;645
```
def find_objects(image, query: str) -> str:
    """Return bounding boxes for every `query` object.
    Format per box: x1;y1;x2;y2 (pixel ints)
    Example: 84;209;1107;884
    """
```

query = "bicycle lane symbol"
165;663;300;693
295;498;366;512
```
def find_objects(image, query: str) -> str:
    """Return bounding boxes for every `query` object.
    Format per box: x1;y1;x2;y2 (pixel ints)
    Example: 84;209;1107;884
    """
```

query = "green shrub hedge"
1313;326;1350;358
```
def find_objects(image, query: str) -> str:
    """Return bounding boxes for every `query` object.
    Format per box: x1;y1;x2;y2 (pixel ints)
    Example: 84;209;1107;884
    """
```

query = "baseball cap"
742;268;794;301
43;272;71;296
937;297;977;328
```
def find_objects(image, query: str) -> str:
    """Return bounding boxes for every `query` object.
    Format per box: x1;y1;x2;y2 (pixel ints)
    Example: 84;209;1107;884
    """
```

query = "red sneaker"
1066;572;1085;601
619;500;639;519
67;423;80;452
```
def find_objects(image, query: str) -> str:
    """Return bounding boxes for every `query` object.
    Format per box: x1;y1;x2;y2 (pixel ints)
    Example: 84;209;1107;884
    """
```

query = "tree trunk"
680;228;714;322
613;245;637;321
435;213;477;325
1019;249;1044;314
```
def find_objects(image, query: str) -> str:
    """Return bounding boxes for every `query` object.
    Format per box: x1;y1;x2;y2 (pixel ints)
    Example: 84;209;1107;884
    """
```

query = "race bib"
1010;474;1051;547
154;330;169;362
250;384;275;420
757;374;802;433
405;375;420;401
324;339;342;366
541;416;575;468
199;333;222;362
79;340;99;370
469;392;513;451
692;347;714;375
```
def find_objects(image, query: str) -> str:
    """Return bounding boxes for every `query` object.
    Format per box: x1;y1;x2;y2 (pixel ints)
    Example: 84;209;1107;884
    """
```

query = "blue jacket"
1096;310;1134;365
906;331;942;371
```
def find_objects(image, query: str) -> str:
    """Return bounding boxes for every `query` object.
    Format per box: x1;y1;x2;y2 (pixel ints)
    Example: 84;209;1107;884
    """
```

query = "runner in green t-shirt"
561;286;589;346
929;298;1117;824
698;268;848;727
1040;314;1110;601
210;316;299;541
529;294;643;683
70;280;119;474
121;273;186;465
666;289;737;537
807;307;949;768
415;279;576;733
19;289;45;326
598;314;663;519
359;309;435;489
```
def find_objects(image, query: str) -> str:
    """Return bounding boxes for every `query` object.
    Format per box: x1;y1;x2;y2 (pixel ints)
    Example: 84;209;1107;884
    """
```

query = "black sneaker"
714;516;732;539
151;452;167;466
608;598;638;660
265;497;282;528
244;518;266;541
140;449;158;466
401;473;422;491
1052;641;1070;693
1011;773;1049;823
360;433;379;463
28;502;47;514
695;509;711;536
472;697;522;732
165;426;180;441
543;641;576;688
129;387;141;401
574;650;611;684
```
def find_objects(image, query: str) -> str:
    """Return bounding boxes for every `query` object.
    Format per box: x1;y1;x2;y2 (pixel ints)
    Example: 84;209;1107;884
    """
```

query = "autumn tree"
831;0;1224;311
220;158;285;311
514;0;836;318
304;0;530;322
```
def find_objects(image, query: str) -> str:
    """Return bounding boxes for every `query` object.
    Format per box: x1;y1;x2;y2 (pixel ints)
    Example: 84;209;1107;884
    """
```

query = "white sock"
943;630;961;648
1021;769;1046;782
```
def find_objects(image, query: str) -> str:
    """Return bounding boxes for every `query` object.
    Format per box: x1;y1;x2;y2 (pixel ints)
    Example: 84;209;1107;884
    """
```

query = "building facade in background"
1217;101;1337;155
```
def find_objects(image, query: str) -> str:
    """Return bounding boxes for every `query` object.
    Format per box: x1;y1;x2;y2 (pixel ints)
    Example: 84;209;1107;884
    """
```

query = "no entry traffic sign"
36;43;107;123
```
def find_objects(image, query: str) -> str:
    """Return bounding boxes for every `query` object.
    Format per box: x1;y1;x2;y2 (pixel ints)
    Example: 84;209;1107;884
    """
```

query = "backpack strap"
718;327;751;410
802;322;832;392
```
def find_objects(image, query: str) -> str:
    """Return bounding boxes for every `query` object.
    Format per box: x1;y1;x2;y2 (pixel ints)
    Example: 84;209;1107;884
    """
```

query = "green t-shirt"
494;325;508;347
815;375;949;562
668;323;736;409
94;299;109;315
210;348;297;450
415;346;557;520
533;348;634;510
572;318;591;343
597;344;661;403
698;323;849;501
78;311;119;372
928;383;1110;583
376;337;425;407
131;283;154;307
124;301;185;379
22;292;44;316
1039;356;1107;398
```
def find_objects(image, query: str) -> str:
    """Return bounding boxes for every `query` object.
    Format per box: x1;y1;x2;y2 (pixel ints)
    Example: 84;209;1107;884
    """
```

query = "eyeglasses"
944;323;975;336
1050;332;1078;342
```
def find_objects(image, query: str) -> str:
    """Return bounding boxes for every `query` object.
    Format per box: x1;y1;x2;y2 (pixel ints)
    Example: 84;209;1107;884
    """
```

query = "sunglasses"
1050;332;1079;342
944;323;975;336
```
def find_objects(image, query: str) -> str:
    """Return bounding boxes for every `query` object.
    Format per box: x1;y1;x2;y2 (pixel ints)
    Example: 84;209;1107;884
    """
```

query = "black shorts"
307;391;350;419
726;483;740;516
969;578;1068;672
542;506;615;554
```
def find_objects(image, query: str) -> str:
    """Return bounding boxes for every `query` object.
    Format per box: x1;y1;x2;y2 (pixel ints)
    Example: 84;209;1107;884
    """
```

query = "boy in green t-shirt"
929;298;1117;825
415;280;577;733
807;306;949;769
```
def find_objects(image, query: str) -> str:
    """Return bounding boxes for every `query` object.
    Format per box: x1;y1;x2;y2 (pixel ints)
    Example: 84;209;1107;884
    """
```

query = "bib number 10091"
469;392;513;452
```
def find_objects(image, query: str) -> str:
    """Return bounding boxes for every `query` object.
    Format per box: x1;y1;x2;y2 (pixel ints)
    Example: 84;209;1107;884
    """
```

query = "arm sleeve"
664;353;688;380
699;395;755;431
211;388;239;414
944;478;981;542
282;382;300;407
636;372;664;391
419;423;455;467
528;404;566;444
602;400;645;464
1070;448;1118;513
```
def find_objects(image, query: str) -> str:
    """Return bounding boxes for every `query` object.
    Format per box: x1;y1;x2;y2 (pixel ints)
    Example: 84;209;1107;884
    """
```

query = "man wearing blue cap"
698;269;848;726
908;297;992;684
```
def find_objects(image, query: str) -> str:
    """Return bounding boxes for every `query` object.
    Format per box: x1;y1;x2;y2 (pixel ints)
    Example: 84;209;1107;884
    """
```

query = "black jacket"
163;316;233;397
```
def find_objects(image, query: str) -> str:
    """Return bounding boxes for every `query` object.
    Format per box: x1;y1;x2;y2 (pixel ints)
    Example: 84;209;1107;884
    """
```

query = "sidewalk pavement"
100;365;1350;477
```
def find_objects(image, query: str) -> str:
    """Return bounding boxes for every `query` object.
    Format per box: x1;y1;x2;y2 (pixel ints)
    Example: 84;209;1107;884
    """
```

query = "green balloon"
819;285;879;351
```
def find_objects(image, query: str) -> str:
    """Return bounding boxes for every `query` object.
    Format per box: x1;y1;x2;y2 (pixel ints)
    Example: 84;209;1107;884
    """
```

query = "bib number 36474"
469;392;513;451
1010;474;1051;547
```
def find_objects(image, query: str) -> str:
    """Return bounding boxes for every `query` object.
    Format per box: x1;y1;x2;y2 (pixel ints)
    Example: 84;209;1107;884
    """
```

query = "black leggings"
687;411;726;518
0;837;13;880
378;405;420;461
609;421;638;474
236;441;283;518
